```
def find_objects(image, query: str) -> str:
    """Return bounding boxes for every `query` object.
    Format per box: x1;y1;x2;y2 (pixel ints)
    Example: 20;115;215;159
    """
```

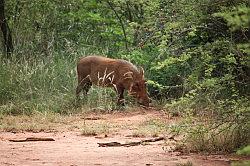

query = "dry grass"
0;112;70;132
81;122;110;136
0;109;170;140
176;161;193;166
0;111;123;134
131;118;168;137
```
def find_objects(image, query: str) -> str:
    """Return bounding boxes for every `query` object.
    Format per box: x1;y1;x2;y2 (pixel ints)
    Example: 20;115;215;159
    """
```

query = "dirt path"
0;109;240;166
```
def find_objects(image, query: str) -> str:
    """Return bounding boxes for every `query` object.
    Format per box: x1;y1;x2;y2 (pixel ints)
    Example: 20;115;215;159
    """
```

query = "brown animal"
76;56;150;107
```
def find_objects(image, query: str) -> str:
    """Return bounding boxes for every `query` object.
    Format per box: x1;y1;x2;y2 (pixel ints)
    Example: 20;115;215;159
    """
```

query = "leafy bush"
236;145;250;155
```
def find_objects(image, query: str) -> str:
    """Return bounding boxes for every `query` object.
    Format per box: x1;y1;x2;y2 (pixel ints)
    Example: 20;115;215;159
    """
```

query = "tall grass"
83;86;117;111
0;53;80;115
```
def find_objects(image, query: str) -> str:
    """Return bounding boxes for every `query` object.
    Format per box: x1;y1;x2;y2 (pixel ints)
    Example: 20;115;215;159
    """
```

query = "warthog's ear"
139;67;144;79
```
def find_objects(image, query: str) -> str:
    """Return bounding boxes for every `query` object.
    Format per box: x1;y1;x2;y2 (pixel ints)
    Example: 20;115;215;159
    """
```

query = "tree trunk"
0;0;13;57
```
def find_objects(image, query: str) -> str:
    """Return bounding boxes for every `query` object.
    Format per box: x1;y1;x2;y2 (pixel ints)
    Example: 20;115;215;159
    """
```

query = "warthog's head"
129;67;150;107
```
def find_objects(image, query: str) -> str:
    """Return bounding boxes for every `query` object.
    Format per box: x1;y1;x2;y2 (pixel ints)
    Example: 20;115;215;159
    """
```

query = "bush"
166;93;250;153
236;145;250;155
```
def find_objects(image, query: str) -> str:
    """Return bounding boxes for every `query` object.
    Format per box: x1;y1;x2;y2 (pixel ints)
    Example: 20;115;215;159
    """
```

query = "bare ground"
0;109;247;166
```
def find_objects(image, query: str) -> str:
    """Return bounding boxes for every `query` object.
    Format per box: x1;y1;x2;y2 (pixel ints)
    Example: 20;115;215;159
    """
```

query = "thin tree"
0;0;13;57
106;1;128;51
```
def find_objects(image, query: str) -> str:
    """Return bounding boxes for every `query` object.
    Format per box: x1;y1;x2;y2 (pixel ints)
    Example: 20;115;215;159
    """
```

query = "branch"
9;137;55;142
106;0;128;50
98;137;166;147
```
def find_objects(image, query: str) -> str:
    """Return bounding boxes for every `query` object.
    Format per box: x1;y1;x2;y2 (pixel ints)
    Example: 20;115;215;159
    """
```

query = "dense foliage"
1;0;249;152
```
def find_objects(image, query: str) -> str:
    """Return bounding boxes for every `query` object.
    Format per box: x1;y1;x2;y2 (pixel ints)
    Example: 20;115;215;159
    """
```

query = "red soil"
0;109;242;166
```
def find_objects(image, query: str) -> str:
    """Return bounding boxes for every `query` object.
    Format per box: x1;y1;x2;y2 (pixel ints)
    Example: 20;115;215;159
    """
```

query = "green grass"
231;161;250;166
236;145;250;155
81;86;118;112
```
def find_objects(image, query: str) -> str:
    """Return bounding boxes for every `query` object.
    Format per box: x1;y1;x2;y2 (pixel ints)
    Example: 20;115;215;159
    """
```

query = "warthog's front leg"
115;84;125;106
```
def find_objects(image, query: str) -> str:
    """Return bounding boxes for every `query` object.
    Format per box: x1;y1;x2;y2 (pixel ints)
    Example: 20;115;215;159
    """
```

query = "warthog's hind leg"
76;76;92;99
82;81;92;95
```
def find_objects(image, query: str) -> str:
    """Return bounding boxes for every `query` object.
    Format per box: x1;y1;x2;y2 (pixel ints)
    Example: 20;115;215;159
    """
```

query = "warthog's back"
77;56;140;87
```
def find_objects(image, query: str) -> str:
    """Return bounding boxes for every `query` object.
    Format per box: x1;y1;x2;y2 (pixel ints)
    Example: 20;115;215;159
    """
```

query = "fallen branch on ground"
9;137;55;142
98;137;165;147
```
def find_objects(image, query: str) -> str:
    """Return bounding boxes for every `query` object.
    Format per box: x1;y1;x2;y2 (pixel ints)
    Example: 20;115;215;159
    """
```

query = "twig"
9;137;55;142
98;137;165;147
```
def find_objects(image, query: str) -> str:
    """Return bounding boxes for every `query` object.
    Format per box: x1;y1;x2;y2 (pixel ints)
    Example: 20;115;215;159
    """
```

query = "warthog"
76;56;150;107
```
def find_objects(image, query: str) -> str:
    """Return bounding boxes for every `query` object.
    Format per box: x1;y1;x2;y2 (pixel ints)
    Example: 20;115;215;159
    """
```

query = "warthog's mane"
118;59;140;74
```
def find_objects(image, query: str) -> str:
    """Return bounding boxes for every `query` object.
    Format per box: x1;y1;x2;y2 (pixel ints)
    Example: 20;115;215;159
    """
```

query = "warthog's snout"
138;96;150;107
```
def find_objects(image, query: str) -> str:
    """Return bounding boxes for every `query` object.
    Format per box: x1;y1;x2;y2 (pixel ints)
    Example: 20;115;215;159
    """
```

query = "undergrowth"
166;93;250;153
